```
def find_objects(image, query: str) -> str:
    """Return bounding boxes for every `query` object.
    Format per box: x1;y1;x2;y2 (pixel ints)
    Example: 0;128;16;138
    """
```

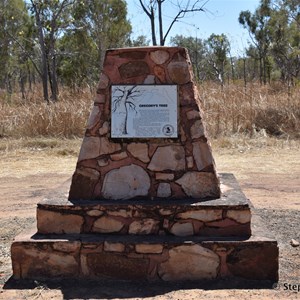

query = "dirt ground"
0;138;299;299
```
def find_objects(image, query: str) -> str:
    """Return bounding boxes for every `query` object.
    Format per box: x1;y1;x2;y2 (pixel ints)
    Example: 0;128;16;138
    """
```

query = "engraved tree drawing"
112;85;143;135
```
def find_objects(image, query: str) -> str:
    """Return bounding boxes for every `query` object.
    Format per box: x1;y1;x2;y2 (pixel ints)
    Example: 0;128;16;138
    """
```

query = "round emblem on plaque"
162;124;174;136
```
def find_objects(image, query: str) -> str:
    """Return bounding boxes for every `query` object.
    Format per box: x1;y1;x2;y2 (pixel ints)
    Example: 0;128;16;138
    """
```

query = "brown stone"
99;137;122;156
92;216;124;233
155;173;174;181
136;244;163;254
157;183;171;198
119;51;146;59
87;106;100;129
186;156;194;168
68;167;99;200
158;245;219;281
85;252;149;280
86;210;104;217
110;151;128;161
102;164;150;200
128;219;159;234
148;145;185;171
153;65;166;82
94;93;106;104
119;61;150;79
187;109;201;120
97;73;109;89
190;120;205;139
37;210;83;234
227;244;278;280
127;143;149;163
108;209;133;218
53;241;81;253
192;141;214;171
150;50;170;64
11;244;79;279
167;59;191;84
176;172;220;198
99;121;109;135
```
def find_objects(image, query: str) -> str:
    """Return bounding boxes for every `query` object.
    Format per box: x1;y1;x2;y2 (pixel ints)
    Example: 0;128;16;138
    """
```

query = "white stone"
129;219;159;234
158;245;219;281
97;158;109;167
78;137;100;161
157;183;171;197
150;50;170;64
127;143;150;163
102;164;150;200
144;75;155;84
176;172;219;198
170;222;194;236
148;145;185;171
190;120;205;139
87;106;100;129
192;141;213;171
136;244;163;254
92;216;124;233
159;209;174;216
226;210;251;224
104;242;125;252
177;210;222;222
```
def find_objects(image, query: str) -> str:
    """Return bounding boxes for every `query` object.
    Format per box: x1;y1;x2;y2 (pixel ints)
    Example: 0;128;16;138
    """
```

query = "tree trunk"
32;2;49;102
158;0;164;46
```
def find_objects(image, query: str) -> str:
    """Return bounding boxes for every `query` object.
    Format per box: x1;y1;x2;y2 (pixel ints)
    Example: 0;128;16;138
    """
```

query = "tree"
112;85;143;135
138;0;208;46
239;0;272;84
73;0;132;68
205;33;230;86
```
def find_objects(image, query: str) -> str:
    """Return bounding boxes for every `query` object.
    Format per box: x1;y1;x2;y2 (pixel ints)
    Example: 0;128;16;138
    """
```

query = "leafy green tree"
239;0;272;84
205;33;230;86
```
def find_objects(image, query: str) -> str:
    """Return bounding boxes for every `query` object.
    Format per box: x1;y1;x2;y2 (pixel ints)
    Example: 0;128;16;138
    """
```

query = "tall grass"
0;82;299;139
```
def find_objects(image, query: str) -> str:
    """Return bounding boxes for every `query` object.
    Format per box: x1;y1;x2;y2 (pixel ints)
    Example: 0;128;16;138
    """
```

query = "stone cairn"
11;47;278;282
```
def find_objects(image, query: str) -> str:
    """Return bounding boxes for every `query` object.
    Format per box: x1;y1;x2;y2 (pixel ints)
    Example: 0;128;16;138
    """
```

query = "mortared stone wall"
69;47;220;201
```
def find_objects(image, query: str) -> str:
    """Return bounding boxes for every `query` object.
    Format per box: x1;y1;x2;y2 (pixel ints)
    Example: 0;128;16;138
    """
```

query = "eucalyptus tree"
205;33;230;86
239;0;272;84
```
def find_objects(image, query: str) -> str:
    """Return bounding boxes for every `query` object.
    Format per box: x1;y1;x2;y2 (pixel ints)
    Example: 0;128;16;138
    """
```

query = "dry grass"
0;82;299;140
199;81;300;139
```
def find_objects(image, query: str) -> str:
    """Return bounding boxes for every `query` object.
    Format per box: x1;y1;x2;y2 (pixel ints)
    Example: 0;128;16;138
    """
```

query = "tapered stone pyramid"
11;47;278;283
69;47;220;201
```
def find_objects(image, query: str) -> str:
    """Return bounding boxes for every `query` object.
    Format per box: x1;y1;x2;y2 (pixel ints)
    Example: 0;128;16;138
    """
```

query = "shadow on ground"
4;276;275;299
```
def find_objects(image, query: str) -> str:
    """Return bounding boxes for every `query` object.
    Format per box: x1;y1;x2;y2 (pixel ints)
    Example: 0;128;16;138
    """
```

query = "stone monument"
11;47;278;282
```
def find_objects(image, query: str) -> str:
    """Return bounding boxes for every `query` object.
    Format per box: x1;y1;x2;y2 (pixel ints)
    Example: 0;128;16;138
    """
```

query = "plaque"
111;85;178;138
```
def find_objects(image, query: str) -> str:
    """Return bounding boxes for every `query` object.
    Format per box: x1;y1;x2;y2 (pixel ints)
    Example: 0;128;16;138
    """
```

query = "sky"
126;0;261;57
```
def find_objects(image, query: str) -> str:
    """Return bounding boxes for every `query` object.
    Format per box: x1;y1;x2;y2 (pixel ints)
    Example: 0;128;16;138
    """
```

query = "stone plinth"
69;47;220;201
11;214;278;282
37;174;251;237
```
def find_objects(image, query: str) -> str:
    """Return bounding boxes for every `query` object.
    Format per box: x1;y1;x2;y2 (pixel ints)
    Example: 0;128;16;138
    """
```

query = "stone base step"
37;173;251;237
11;215;278;282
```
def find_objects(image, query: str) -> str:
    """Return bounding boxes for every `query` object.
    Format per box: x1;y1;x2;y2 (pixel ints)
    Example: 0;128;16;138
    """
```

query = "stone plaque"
111;85;178;138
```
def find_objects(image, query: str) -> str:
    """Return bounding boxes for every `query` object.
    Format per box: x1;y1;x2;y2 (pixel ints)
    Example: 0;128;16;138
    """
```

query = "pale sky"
126;0;261;56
